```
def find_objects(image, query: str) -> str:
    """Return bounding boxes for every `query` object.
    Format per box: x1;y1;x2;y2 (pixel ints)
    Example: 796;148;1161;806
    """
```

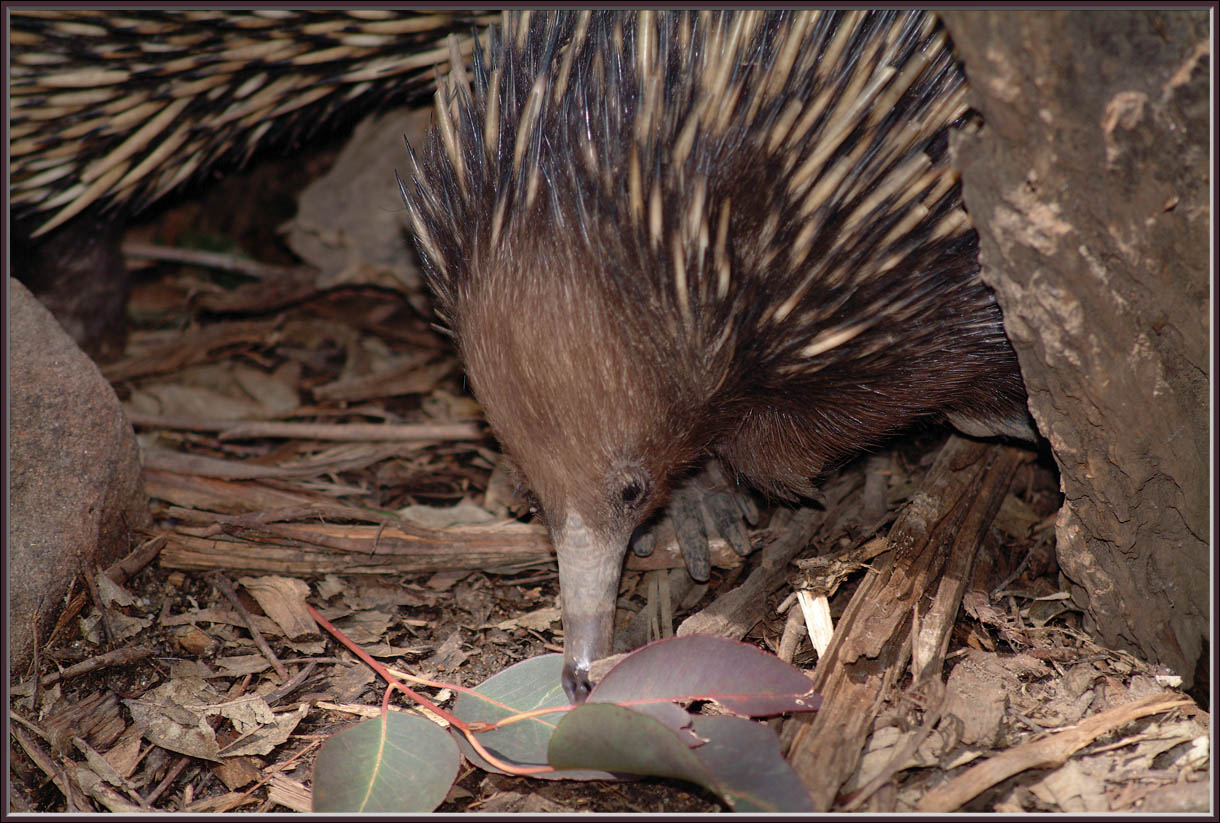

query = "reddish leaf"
590;634;820;716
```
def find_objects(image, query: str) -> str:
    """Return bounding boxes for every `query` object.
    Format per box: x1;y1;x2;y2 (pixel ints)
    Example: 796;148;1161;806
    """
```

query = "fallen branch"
131;415;482;443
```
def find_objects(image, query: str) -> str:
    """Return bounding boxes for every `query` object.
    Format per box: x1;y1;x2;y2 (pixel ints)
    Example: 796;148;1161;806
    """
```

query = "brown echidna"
9;9;490;354
401;10;1033;700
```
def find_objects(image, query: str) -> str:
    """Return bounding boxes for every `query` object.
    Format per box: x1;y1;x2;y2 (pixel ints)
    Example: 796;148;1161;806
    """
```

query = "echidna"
401;10;1033;701
9;9;491;355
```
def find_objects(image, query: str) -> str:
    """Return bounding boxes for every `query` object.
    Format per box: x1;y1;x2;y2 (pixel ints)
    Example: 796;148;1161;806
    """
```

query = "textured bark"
942;10;1209;685
784;438;1026;810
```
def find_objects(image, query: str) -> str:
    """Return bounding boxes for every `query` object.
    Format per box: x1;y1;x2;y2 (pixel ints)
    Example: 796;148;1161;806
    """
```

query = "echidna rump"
10;9;491;234
9;9;489;355
402;10;1032;701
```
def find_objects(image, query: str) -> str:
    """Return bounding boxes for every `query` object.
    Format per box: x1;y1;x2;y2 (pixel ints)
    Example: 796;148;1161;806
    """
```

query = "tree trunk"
942;10;1209;686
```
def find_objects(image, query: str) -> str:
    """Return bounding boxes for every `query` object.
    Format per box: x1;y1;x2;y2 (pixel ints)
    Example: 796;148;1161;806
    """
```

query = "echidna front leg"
631;462;757;581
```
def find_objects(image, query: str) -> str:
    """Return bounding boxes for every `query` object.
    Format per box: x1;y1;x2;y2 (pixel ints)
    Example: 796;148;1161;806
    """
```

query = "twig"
212;574;288;680
13;646;154;694
103;535;167;585
122;240;299;280
264;663;317;705
144;756;191;806
128;413;482;442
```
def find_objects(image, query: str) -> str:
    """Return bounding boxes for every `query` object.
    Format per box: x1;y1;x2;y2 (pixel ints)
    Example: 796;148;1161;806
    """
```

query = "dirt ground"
7;136;1211;814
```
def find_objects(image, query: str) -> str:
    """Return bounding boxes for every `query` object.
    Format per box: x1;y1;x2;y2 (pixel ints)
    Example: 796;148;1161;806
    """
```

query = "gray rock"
8;277;150;670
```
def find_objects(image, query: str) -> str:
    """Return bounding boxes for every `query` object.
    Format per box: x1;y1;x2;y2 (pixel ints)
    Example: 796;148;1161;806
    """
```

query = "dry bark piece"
39;691;125;756
101;317;284;383
265;775;313;814
916;692;1193;812
783;436;1027;810
152;472;744;577
212;756;263;790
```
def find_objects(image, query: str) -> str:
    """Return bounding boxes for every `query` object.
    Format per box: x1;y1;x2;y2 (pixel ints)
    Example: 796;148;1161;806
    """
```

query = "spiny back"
10;9;491;235
402;10;1025;496
405;10;996;363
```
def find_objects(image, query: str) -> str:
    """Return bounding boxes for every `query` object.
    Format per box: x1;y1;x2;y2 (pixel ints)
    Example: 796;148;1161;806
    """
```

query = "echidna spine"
10;9;492;235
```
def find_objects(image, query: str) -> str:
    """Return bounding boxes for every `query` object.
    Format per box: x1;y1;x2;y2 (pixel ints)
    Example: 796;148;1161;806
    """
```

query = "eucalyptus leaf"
450;653;615;780
591;634;820;716
548;703;813;811
312;711;459;812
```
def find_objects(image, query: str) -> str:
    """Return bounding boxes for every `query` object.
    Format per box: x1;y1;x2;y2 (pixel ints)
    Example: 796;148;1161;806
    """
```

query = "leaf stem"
308;602;561;776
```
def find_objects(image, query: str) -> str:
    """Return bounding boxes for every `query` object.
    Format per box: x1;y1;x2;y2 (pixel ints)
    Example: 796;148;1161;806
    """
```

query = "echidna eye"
620;480;644;507
521;489;543;520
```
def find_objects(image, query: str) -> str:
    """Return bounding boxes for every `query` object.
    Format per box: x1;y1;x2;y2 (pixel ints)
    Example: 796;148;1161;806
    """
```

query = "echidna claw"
631;462;758;581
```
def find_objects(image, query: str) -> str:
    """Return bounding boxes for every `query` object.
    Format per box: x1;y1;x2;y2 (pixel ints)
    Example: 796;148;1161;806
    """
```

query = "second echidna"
400;10;1033;700
9;9;490;356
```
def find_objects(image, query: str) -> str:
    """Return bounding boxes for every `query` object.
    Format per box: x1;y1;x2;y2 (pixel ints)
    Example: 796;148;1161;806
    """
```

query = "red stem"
307;602;560;776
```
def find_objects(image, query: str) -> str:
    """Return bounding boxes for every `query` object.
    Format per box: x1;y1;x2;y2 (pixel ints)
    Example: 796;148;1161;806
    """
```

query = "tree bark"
942;10;1209;686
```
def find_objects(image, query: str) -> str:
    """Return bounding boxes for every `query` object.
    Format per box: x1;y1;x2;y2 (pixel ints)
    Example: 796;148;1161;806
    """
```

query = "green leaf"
450;653;616;779
450;654;566;769
311;711;459;812
687;715;814;812
548;704;812;812
549;703;706;779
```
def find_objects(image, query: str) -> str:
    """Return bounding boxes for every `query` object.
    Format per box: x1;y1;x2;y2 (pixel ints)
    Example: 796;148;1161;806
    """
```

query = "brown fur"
456;227;710;536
